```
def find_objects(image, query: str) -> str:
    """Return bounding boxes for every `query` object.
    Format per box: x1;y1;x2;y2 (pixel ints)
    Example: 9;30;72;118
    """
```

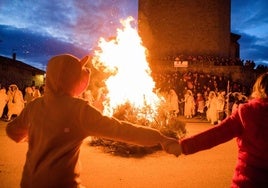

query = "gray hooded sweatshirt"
6;54;166;188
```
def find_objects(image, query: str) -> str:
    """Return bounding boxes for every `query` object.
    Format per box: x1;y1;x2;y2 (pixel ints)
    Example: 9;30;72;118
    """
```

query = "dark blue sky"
0;0;267;70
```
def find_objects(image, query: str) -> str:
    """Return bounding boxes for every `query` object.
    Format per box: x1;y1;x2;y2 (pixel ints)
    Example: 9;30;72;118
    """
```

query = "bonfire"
88;17;186;157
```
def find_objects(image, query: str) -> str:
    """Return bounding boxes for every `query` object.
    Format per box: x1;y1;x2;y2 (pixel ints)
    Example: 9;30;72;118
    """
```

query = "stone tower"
138;0;233;62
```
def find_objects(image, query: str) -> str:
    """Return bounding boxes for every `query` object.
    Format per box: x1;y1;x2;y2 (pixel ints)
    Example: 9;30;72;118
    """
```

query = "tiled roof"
0;55;45;74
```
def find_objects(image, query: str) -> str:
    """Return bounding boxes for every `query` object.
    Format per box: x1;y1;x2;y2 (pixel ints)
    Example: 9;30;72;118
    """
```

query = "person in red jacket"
180;72;268;187
6;54;181;188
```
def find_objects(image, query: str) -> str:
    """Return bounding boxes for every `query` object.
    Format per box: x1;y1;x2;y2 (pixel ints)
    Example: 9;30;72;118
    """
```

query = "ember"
89;17;186;157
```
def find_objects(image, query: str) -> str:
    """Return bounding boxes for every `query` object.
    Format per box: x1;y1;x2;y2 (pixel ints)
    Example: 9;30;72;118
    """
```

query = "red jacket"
181;98;268;187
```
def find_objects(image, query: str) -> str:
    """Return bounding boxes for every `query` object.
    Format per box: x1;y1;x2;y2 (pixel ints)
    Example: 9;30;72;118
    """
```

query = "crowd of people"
1;54;267;124
0;68;259;125
155;70;251;124
161;54;268;71
0;84;43;121
153;55;267;124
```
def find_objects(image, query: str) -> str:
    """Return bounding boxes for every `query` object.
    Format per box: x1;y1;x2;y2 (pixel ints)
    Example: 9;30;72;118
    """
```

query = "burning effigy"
88;17;186;157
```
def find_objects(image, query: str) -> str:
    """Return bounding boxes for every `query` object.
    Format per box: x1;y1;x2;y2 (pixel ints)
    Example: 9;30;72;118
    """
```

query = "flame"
92;17;162;121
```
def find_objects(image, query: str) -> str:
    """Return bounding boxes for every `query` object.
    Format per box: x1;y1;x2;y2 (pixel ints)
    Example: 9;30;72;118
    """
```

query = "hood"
45;54;91;97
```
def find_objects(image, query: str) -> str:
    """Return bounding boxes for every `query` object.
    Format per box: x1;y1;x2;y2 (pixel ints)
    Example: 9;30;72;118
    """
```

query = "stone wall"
138;0;231;60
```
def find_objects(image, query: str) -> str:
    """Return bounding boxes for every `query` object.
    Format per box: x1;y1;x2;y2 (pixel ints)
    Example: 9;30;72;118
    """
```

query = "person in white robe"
0;88;8;118
184;90;195;118
216;90;226;123
206;91;218;125
24;86;34;106
166;89;179;117
7;84;24;121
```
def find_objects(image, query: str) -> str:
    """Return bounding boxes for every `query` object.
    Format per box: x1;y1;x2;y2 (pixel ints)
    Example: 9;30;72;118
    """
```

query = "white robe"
206;97;218;123
184;94;195;117
7;89;24;119
0;89;8;117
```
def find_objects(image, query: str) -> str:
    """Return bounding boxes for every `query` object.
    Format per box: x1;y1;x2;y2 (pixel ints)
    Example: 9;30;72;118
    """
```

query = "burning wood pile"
89;102;186;157
87;17;186;157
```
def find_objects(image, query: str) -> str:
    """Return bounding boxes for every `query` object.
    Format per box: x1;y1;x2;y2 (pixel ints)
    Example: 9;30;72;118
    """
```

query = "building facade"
0;54;45;90
138;0;239;63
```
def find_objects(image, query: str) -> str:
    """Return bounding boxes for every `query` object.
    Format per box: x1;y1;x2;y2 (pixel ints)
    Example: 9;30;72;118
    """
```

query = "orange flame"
92;17;162;121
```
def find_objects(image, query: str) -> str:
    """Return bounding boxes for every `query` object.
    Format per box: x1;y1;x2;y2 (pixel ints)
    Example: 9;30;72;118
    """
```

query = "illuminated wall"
138;0;231;60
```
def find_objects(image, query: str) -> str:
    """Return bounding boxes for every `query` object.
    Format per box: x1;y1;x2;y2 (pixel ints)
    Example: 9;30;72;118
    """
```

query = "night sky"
0;0;267;70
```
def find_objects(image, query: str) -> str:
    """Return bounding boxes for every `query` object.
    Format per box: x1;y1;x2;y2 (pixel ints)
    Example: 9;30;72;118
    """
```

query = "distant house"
0;54;45;90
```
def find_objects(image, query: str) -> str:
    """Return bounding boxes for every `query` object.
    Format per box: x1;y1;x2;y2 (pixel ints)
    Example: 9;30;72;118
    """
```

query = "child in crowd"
6;54;181;188
179;72;268;187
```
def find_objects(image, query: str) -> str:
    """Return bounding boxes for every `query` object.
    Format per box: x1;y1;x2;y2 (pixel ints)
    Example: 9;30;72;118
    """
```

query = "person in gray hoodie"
6;54;181;188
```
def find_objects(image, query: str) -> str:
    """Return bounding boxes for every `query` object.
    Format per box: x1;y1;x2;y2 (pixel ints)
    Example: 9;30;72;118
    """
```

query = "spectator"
166;89;179;117
6;84;24;121
32;86;41;99
24;86;34;106
184;90;195;118
0;87;8;118
206;91;218;125
195;93;205;119
216;90;226;123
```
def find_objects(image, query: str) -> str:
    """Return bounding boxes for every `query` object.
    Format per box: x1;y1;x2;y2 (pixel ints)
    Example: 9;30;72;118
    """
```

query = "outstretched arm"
180;112;243;155
6;108;29;143
80;105;181;156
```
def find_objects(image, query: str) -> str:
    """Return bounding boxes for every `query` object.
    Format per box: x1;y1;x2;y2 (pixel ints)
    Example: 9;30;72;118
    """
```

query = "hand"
161;137;182;157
